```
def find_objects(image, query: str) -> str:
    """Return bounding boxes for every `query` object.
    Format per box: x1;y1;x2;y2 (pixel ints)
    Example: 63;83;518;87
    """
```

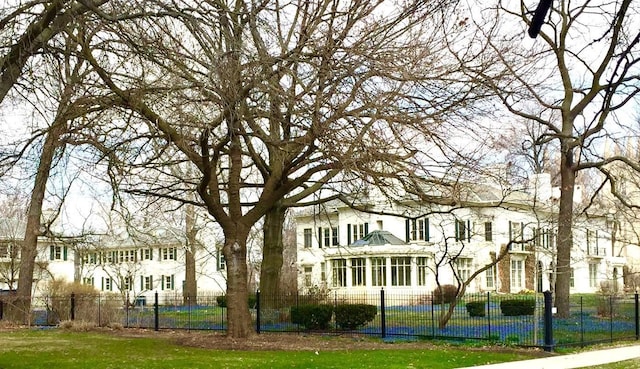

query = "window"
484;222;493;242
332;227;339;246
304;267;312;287
324;228;330;247
391;257;411;286
123;276;133;291
142;248;152;260
587;230;599;255
509;221;526;251
486;266;496;289
317;227;339;248
303;228;312;248
347;223;369;244
406;218;430;242
456;258;472;282
216;249;226;271
320;262;326;282
119;250;136;263
535;228;554;249
49;245;68;261
161;247;177;260
351;258;366;286
570;268;575;288
141;275;153;290
0;243;8;258
589;263;598;288
417;257;429;286
82;277;94;286
371;257;386;287
455;220;470;242
102;277;112;291
162;274;175;290
510;259;524;290
331;259;347;287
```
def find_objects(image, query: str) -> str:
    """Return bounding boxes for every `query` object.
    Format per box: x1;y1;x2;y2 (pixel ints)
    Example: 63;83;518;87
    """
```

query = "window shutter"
405;219;410;242
171;275;175;290
595;230;599;248
101;277;104;291
467;220;471;242
455;220;459;241
364;222;369;235
161;275;165;290
150;275;153;290
347;224;352;245
425;218;430;241
49;245;54;260
63;246;68;261
508;221;513;243
318;227;322;248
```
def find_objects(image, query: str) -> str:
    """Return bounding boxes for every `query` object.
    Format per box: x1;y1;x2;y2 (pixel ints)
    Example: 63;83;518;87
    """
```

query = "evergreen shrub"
465;301;486;317
290;304;334;330
334;304;377;329
500;299;535;316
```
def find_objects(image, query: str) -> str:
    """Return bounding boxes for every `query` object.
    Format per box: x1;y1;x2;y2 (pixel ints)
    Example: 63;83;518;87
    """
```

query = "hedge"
216;295;257;308
290;304;334;330
334;304;377;330
500;299;535;316
465;301;486;317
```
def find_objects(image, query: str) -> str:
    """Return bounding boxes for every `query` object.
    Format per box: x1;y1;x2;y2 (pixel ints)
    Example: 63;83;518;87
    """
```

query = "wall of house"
296;199;624;297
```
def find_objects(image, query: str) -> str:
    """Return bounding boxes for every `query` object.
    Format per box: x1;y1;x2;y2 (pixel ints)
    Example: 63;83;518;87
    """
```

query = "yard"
0;327;541;369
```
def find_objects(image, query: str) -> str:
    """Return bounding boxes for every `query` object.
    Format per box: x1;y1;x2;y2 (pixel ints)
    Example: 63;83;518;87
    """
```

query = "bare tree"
457;0;640;317
75;0;485;338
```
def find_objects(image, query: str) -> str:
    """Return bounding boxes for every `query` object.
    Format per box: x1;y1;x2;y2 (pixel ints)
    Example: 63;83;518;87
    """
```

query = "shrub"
290;304;333;330
334;304;377;330
432;284;458;304
500;299;535;316
465;301;486;317
216;294;257;308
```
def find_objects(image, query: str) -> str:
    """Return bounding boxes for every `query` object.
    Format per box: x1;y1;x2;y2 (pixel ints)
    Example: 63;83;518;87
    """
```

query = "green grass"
0;329;536;369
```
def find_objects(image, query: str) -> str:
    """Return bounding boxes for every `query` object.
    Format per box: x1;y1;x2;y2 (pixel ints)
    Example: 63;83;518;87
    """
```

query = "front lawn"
0;328;536;369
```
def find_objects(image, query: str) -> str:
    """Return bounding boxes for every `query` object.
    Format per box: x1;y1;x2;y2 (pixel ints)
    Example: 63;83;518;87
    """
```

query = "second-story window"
484;222;493;242
455;220;470;242
303;228;312;248
346;223;369;244
406;218;430;242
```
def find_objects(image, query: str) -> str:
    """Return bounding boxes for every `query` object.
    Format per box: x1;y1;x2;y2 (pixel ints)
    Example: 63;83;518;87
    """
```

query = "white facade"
0;236;228;303
296;181;628;297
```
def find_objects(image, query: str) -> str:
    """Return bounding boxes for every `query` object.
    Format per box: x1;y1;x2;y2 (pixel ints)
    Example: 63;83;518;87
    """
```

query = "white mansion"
0;228;228;303
296;174;631;296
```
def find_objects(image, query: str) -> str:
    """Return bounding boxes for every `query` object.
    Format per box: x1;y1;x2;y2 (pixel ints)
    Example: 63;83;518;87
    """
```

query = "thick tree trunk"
183;204;197;304
259;205;285;305
555;146;576;318
14;120;65;323
223;230;253;338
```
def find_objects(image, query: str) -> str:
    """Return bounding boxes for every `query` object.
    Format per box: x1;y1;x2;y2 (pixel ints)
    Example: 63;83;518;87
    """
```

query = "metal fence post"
256;290;261;334
125;292;129;328
380;288;386;339
543;290;553;352
487;291;491;340
154;291;159;331
635;292;639;340
580;296;584;347
70;293;75;321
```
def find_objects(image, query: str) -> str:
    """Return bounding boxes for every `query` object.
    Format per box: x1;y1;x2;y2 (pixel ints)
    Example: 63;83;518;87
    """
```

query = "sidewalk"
458;344;640;369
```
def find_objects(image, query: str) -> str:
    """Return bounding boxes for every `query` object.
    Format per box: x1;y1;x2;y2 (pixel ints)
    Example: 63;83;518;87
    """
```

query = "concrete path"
458;344;640;369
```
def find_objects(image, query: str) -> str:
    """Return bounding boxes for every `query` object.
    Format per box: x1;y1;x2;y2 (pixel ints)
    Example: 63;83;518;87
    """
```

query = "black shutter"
347;224;352;245
405;219;410;242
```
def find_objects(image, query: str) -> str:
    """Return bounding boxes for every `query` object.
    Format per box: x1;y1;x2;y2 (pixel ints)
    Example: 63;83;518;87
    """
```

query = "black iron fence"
2;290;638;351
